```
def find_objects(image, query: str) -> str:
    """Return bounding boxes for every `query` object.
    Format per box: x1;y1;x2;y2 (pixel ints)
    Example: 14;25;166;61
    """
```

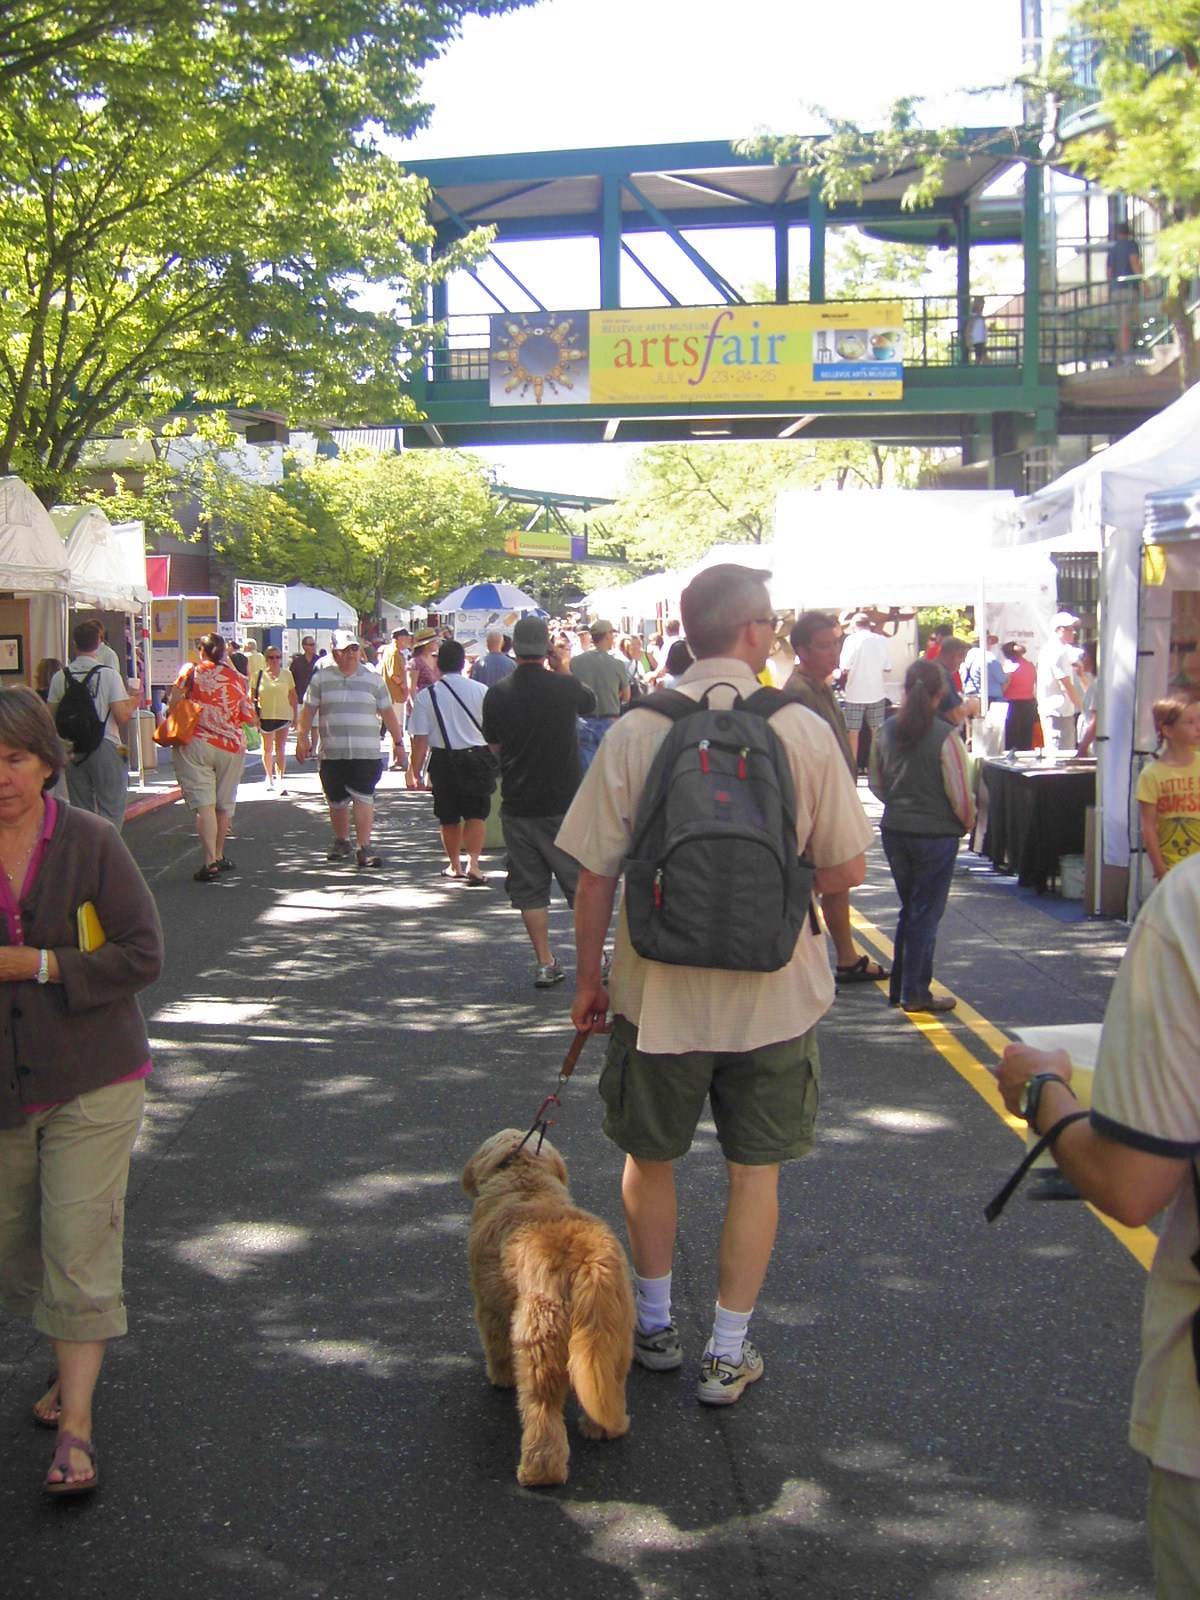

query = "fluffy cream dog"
462;1129;635;1487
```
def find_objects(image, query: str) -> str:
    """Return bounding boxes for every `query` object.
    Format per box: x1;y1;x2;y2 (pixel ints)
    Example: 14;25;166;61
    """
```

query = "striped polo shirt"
303;662;391;759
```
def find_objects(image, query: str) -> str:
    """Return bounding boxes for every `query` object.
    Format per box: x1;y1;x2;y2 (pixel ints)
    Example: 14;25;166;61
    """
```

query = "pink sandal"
44;1430;99;1496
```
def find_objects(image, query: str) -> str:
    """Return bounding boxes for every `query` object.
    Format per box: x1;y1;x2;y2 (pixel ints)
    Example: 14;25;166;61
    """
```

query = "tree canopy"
744;4;1200;389
0;0;531;501
610;439;933;572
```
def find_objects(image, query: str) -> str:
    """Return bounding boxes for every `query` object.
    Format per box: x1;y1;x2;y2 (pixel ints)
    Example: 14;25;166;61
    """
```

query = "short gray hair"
680;564;771;658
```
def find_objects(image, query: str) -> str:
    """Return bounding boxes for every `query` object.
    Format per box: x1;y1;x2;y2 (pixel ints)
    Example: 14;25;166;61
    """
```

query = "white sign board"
234;579;287;628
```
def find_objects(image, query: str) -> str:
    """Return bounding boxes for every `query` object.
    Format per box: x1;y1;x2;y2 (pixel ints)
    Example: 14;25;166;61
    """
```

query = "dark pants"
1004;700;1040;751
880;830;961;1007
577;715;616;774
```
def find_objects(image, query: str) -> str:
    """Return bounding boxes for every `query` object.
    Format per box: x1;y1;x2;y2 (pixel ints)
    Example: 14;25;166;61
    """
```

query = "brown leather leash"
510;1029;592;1159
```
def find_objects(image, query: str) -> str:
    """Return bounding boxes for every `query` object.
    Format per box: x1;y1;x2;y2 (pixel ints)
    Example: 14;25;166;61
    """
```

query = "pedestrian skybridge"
401;138;1178;483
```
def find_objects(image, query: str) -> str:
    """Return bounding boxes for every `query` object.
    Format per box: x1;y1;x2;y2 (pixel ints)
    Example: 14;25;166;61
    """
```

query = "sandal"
193;863;220;883
463;872;487;887
836;954;890;984
440;862;464;879
32;1371;60;1430
215;857;237;873
356;847;381;869
44;1430;99;1497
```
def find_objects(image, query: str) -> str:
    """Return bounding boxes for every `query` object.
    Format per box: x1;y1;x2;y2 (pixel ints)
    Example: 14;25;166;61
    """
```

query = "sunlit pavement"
2;752;1153;1598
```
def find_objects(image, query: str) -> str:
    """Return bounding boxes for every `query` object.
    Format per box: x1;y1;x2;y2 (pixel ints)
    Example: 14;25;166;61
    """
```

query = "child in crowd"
1136;697;1200;882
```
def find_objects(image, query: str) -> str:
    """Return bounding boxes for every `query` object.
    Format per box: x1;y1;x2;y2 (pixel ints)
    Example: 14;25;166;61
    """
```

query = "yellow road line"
847;907;1158;1271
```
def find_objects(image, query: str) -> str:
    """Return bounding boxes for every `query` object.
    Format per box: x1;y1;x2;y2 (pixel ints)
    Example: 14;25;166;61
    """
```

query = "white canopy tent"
994;383;1200;912
51;505;150;612
0;477;72;671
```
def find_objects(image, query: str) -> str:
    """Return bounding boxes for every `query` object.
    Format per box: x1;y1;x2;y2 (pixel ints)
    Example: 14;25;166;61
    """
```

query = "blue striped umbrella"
437;581;542;612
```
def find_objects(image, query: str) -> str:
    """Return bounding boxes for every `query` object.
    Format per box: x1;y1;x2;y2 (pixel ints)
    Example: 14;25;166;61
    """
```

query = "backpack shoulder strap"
626;687;704;725
740;685;791;721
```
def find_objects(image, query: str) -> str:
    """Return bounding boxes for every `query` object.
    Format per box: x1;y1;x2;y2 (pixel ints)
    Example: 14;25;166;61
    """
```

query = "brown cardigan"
0;802;163;1129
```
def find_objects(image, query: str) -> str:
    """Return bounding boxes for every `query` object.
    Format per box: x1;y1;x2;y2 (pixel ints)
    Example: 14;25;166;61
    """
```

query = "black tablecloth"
980;760;1096;893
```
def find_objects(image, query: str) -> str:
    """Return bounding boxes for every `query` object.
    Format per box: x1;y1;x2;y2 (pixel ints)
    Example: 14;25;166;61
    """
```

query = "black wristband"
984;1111;1090;1223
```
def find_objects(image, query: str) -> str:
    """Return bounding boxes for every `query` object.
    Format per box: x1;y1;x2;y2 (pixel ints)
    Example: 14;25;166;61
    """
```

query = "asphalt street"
1;755;1154;1599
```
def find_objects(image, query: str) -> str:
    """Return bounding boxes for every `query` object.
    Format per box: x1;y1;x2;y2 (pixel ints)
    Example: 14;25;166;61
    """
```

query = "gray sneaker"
534;959;564;989
633;1322;682;1372
326;837;353;861
696;1340;763;1406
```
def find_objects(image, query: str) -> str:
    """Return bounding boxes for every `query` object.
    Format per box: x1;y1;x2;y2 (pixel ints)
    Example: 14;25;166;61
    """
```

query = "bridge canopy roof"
407;133;1032;242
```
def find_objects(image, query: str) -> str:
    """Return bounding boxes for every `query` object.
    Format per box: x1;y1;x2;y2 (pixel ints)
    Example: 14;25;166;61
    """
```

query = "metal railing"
418;282;1188;388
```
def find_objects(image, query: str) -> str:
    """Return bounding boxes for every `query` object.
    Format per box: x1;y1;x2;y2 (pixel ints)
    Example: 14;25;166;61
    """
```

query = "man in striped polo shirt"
296;628;404;868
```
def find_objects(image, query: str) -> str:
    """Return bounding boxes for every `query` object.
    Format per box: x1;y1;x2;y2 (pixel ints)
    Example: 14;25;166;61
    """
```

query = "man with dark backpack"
557;564;871;1406
48;618;137;830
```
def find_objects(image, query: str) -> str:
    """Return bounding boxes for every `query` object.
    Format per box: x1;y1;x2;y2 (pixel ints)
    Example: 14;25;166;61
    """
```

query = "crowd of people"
4;572;1199;1597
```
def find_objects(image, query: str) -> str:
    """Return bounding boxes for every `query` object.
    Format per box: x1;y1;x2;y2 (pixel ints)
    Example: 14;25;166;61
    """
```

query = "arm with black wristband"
994;1045;1190;1228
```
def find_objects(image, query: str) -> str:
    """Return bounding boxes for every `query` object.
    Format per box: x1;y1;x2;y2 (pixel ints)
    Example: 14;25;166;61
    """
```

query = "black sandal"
836;954;890;984
194;863;220;883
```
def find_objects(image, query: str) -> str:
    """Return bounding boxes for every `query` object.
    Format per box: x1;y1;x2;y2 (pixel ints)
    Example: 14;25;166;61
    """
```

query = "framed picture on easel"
0;636;22;674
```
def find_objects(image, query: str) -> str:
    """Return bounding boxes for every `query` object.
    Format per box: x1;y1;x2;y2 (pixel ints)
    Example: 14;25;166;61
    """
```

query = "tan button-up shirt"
557;659;872;1055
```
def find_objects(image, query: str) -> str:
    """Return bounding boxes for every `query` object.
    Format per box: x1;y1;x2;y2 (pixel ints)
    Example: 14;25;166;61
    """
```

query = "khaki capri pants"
0;1079;145;1341
172;737;245;816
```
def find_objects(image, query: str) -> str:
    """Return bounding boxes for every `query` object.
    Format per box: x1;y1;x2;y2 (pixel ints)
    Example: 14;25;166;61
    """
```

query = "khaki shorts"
1149;1465;1200;1599
0;1079;145;1341
173;738;245;815
598;1015;819;1165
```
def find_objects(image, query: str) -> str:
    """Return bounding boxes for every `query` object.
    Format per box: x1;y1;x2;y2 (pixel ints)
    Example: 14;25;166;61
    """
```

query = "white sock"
709;1301;752;1361
634;1271;672;1334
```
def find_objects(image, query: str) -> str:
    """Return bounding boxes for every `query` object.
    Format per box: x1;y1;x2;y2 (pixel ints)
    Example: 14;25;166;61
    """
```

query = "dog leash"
511;1029;592;1158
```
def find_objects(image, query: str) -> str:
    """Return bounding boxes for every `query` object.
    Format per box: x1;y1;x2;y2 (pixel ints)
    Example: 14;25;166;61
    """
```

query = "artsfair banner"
488;305;903;407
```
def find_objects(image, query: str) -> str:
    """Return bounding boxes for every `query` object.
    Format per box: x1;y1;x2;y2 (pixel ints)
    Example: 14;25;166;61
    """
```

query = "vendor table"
980;759;1096;893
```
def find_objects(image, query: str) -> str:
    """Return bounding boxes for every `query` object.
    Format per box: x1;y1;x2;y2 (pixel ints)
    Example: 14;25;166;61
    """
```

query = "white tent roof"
773;490;1022;608
51;504;149;611
286;583;356;626
0;477;71;593
995;382;1200;549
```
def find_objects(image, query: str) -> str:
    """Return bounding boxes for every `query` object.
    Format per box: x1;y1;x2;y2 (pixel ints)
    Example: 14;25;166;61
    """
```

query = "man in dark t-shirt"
482;616;595;988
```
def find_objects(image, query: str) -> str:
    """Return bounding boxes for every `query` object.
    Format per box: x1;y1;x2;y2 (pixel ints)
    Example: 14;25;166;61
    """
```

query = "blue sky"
403;0;1028;494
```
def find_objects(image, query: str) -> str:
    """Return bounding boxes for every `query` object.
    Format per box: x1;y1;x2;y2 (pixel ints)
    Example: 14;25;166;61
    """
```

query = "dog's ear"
462;1152;480;1197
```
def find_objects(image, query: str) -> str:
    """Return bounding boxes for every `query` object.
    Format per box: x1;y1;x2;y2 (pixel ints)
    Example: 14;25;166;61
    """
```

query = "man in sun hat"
379;626;413;770
296;628;403;869
570;619;630;773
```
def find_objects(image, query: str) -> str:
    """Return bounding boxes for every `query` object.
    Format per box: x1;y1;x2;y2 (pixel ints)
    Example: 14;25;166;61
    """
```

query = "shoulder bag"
429;681;499;794
153;667;200;748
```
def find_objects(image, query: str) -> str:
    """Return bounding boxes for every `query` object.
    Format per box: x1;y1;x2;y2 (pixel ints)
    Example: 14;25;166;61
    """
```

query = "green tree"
744;6;1200;389
0;1;530;502
269;448;507;621
610;440;933;572
1066;1;1200;386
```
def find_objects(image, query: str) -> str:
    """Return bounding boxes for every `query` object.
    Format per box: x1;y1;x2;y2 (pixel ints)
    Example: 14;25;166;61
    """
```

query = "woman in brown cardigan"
0;688;163;1496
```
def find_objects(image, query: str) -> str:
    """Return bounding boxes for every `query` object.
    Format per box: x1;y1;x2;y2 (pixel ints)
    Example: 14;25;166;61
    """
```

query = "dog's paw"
486;1363;515;1389
517;1454;569;1488
579;1412;630;1441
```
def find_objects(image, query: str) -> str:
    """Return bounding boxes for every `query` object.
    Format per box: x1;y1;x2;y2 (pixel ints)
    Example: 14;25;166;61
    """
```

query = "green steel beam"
956;204;971;367
601;173;621;308
1021;162;1042;395
619;175;744;304
808;180;826;303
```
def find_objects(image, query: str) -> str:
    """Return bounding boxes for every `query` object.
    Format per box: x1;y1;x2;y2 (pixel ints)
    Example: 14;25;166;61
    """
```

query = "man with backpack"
558;565;871;1406
48;618;138;830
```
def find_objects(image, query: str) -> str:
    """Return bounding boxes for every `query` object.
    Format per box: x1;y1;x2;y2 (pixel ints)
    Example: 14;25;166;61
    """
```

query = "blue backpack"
621;685;816;972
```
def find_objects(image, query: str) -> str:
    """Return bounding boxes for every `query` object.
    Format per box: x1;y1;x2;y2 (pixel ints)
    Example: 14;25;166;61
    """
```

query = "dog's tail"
567;1241;635;1437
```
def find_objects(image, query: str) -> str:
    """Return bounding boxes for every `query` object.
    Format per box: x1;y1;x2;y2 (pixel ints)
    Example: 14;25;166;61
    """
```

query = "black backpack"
55;665;108;763
621;685;816;972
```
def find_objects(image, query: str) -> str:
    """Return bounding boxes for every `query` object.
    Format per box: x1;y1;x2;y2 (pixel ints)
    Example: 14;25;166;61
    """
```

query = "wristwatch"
1018;1072;1071;1129
36;949;50;985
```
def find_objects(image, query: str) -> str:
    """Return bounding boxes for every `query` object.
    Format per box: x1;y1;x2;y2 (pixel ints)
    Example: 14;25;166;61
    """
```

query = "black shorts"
428;748;492;825
319;757;383;806
260;718;290;732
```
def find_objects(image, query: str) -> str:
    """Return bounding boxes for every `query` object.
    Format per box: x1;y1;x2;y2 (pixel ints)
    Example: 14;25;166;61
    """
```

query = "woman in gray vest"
868;659;976;1014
